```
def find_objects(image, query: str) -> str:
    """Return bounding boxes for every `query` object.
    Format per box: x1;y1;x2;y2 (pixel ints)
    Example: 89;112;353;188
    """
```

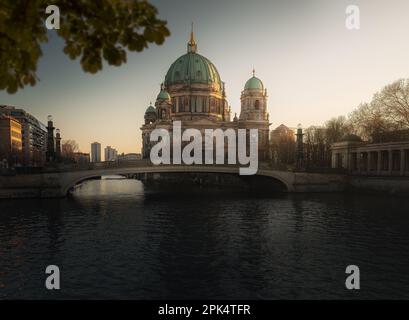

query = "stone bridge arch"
60;166;296;196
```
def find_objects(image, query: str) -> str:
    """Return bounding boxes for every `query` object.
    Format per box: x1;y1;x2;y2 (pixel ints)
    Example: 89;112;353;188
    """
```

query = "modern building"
0;115;23;166
140;29;271;161
331;132;409;176
73;152;90;164
91;142;101;162
104;146;118;162
0;105;47;166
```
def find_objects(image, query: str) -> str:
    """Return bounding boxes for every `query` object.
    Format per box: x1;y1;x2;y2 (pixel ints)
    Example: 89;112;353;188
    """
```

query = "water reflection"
0;178;409;299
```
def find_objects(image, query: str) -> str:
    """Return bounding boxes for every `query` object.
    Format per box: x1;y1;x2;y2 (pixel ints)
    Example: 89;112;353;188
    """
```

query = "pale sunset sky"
1;0;409;154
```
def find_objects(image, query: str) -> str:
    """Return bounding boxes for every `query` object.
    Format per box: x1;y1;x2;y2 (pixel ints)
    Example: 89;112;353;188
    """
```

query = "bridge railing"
37;160;276;173
4;160;343;175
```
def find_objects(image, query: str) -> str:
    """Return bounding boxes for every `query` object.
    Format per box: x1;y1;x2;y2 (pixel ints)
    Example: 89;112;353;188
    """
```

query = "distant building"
73;152;90;164
117;153;141;162
104;146;118;162
269;124;296;167
270;124;296;144
91;142;101;162
0;105;47;166
0;115;23;167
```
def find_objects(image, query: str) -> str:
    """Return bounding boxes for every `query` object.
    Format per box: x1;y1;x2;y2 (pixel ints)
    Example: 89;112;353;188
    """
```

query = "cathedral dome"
164;52;222;91
164;27;222;92
145;104;156;114
244;70;264;90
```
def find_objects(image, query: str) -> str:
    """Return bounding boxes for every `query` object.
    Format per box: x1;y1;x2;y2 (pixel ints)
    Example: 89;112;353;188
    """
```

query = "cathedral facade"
141;30;270;161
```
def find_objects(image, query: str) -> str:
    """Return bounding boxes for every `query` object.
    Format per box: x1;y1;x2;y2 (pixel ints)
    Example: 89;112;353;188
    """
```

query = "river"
1;178;409;299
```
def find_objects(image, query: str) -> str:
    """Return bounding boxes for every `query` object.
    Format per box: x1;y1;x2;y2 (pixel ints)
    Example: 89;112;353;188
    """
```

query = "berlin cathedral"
141;28;271;161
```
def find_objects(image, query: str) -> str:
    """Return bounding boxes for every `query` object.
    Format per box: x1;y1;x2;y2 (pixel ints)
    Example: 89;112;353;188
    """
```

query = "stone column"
377;150;382;175
366;152;371;174
357;152;361;174
400;149;405;176
388;150;393;175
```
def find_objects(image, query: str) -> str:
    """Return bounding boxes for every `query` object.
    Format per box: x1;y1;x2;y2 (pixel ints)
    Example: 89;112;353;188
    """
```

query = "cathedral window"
184;96;189;112
196;97;201;112
255;100;260;110
180;96;184;112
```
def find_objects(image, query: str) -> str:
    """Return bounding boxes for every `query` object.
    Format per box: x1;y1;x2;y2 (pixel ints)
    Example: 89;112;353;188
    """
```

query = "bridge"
0;161;347;198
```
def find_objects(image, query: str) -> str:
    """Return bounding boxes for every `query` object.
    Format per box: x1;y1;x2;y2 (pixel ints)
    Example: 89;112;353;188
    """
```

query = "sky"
1;0;409;154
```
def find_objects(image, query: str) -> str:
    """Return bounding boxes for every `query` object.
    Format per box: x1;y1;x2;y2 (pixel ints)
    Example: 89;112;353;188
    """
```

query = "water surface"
1;179;409;299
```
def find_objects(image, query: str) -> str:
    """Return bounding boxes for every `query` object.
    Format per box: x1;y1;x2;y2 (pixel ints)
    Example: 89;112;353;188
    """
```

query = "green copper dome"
164;52;222;91
244;76;264;90
157;89;171;100
145;105;156;113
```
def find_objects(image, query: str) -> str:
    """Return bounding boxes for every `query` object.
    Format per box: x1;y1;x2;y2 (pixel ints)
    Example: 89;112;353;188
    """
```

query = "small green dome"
244;76;264;90
164;52;222;91
157;89;171;100
145;105;156;113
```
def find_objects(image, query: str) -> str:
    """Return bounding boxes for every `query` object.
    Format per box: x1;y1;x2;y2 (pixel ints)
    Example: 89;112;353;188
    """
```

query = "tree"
0;0;170;93
348;101;395;141
347;79;409;141
374;79;409;128
61;139;79;161
325;116;351;144
304;126;329;167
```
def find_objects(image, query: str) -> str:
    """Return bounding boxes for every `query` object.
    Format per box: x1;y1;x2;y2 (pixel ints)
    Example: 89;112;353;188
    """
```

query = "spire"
187;22;197;53
252;68;255;77
190;22;195;44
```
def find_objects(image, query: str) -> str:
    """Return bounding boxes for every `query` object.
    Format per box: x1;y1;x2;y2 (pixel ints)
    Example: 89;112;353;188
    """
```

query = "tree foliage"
348;79;409;140
324;116;350;144
61;139;79;160
0;0;170;93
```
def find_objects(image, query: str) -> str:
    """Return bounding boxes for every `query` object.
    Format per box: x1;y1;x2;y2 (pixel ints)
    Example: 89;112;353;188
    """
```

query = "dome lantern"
187;22;197;53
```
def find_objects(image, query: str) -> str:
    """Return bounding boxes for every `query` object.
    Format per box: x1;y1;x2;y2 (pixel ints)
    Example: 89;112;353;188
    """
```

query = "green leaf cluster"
0;0;170;93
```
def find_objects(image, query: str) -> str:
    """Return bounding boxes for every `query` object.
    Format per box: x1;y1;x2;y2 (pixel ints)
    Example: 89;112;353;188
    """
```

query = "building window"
172;98;176;113
255;100;260;110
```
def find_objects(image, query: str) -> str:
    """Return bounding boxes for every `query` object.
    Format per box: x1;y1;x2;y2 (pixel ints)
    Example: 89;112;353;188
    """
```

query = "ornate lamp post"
296;123;304;170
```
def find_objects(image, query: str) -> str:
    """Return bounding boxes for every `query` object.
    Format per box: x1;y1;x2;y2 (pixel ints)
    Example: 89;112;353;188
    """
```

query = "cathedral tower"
239;69;269;121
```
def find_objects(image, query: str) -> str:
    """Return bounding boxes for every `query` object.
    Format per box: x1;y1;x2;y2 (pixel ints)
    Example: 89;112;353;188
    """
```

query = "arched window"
255;100;260;110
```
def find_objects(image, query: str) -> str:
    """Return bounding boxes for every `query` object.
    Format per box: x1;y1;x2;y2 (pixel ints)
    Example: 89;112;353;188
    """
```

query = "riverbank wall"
348;176;409;196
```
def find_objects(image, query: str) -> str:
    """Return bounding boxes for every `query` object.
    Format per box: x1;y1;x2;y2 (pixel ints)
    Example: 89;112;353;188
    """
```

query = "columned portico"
332;139;409;176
